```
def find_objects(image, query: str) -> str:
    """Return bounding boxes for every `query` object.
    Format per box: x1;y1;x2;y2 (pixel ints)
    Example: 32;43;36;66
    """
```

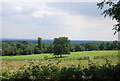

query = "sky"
0;0;118;41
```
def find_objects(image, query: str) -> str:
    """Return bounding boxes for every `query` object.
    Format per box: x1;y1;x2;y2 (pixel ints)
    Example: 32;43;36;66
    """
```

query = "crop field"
1;50;119;72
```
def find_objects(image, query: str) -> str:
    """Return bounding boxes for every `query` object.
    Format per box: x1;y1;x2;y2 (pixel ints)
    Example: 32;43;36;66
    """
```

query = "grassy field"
1;50;119;72
1;50;118;60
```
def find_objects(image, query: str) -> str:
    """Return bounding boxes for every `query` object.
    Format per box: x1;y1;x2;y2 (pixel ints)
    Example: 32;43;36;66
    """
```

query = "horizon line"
1;38;116;41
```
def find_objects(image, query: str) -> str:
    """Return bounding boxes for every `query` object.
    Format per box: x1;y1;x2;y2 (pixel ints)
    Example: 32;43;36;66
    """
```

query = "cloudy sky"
1;0;118;41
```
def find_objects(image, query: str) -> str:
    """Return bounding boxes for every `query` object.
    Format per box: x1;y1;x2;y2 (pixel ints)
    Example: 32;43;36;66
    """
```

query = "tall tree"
74;44;85;52
97;0;120;34
37;37;43;53
111;40;119;49
85;42;99;51
99;42;106;50
53;37;70;57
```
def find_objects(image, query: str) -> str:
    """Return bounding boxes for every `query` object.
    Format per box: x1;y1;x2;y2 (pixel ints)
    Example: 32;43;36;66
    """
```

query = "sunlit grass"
1;50;119;72
1;50;118;60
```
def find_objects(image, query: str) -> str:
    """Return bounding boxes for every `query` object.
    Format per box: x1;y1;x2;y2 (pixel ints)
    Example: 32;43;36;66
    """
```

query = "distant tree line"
1;37;120;56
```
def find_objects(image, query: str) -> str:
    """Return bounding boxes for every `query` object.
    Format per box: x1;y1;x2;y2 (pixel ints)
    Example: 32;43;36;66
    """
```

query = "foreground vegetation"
1;60;120;81
1;50;119;73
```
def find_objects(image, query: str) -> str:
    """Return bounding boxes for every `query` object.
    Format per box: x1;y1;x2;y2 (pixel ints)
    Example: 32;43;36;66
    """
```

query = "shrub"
1;61;120;81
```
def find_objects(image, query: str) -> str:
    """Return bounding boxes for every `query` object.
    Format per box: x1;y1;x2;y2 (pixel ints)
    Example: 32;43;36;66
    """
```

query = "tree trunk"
118;21;120;41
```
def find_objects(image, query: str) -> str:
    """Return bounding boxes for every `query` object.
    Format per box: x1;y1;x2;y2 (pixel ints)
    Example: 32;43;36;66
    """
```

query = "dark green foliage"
1;37;52;56
0;50;2;55
118;42;120;49
1;40;120;56
53;37;70;57
60;65;83;80
2;41;35;56
34;46;41;54
37;37;42;51
37;37;43;53
94;55;117;60
85;42;99;51
99;42;106;50
110;41;119;50
0;42;2;49
97;0;120;34
77;56;89;60
1;62;120;81
105;42;112;50
45;44;53;53
74;44;85;52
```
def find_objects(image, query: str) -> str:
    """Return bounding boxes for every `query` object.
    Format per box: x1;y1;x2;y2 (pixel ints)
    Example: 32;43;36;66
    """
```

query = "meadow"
1;50;120;80
1;50;119;72
1;50;118;60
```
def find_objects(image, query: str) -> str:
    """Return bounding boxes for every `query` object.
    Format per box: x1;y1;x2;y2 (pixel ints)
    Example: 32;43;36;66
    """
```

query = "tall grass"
1;59;120;81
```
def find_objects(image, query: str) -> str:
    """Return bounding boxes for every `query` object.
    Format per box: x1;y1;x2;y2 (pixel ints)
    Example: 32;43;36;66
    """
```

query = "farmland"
1;50;119;81
1;50;118;60
1;50;119;72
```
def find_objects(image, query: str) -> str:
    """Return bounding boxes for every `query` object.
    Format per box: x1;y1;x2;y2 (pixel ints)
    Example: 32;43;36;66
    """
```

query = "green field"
1;50;118;60
1;50;119;72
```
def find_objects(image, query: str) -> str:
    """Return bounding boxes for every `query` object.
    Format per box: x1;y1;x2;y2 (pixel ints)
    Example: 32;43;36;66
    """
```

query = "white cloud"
53;13;118;40
2;2;118;40
32;10;66;18
1;0;104;3
12;6;22;11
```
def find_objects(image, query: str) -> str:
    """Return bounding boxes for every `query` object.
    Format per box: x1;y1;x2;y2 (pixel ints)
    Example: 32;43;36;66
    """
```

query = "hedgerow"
1;60;120;81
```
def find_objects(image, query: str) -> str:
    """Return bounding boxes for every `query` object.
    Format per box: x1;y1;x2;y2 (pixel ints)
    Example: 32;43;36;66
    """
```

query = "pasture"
1;50;118;60
1;50;119;72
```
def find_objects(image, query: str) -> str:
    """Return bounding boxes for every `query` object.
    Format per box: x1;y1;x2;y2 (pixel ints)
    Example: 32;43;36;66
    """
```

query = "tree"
99;42;106;50
97;0;120;34
34;46;41;54
85;42;99;51
105;42;112;50
74;44;85;52
70;44;75;52
53;37;70;57
110;40;119;49
118;42;120;49
37;37;43;53
38;37;42;50
45;44;53;53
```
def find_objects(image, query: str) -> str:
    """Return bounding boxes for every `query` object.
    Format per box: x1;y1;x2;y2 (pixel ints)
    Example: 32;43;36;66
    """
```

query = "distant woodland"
1;37;120;56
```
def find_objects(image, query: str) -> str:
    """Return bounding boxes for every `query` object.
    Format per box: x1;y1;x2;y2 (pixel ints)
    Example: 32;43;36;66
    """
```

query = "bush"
1;61;120;81
78;56;89;60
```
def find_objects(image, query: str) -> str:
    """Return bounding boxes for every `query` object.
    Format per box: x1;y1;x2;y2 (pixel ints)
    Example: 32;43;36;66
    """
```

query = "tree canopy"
1;38;120;56
97;0;120;34
53;37;70;57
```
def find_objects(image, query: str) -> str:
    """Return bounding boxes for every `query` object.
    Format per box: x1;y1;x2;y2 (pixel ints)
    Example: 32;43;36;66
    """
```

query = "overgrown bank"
1;60;120;81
